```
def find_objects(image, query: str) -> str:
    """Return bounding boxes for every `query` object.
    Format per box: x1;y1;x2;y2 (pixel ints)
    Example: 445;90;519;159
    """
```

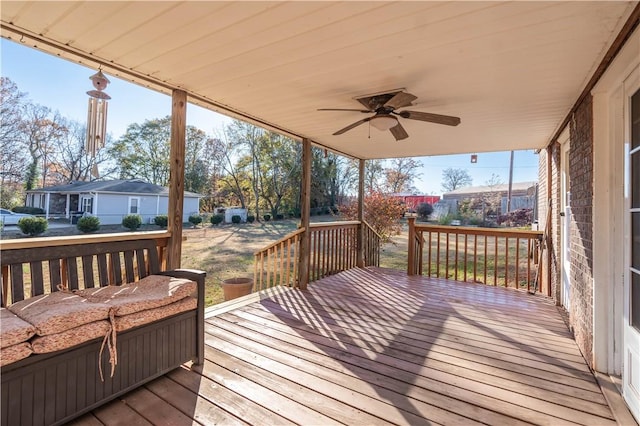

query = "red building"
390;193;441;212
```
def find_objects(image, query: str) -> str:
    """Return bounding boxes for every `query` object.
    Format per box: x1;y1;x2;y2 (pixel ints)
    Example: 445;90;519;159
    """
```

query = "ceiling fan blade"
318;108;371;113
384;92;417;110
389;122;409;141
398;110;461;126
333;117;372;135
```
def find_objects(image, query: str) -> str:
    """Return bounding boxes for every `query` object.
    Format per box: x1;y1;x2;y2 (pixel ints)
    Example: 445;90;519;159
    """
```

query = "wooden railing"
408;219;545;293
253;228;304;291
254;221;381;290
0;231;171;306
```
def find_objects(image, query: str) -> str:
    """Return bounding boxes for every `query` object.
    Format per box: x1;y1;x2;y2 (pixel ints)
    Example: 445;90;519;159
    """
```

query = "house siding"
569;94;594;366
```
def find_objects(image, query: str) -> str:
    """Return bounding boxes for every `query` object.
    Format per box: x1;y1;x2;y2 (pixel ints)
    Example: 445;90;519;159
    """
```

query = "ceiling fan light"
370;115;398;131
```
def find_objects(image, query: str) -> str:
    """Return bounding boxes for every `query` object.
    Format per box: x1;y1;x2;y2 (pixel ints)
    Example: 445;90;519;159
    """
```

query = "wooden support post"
407;217;416;275
297;138;312;290
357;159;365;267
546;145;553;297
167;89;187;270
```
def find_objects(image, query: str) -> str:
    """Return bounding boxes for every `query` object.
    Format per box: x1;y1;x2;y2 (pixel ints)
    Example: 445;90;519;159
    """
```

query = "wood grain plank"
168;366;296;426
145;376;248;426
92;399;152;426
195;354;342;426
208;313;613;425
241;303;606;404
115;386;193;425
204;345;394;425
82;255;95;288
206;326;488;426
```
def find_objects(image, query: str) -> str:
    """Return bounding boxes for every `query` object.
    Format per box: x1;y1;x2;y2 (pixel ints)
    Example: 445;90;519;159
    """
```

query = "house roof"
28;180;202;198
2;2;638;160
443;181;537;197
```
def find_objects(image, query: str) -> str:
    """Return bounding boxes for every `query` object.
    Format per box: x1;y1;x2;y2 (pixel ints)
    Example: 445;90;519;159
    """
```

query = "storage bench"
0;235;205;426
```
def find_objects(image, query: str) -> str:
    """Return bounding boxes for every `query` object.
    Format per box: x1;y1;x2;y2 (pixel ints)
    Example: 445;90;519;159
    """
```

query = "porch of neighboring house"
73;267;621;426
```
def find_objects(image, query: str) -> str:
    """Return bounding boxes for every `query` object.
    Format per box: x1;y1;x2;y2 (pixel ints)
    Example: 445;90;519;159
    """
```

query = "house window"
80;196;93;213
128;197;140;214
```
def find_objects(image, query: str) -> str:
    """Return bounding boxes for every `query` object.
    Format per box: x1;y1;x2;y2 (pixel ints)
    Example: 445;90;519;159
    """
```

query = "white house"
26;180;201;225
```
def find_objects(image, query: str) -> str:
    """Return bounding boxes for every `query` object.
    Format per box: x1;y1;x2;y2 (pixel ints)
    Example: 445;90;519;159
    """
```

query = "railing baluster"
493;235;498;286
483;235;488;284
473;234;478;283
504;237;509;288
527;239;532;292
464;234;468;282
426;231;432;277
454;232;459;281
436;232;441;277
515;237;520;288
445;232;450;279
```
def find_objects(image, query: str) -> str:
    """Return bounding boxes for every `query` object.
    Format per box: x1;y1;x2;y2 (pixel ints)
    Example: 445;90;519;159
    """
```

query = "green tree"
111;117;171;185
441;167;472;193
110;116;212;190
255;131;300;217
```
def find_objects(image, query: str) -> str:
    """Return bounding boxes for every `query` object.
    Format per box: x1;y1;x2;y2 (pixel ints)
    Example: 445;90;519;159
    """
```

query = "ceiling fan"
319;90;460;141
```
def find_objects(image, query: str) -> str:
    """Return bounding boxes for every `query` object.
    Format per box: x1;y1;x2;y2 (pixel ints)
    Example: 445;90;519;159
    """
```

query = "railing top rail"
361;220;382;240
0;230;172;250
413;224;543;238
309;220;360;229
254;227;305;255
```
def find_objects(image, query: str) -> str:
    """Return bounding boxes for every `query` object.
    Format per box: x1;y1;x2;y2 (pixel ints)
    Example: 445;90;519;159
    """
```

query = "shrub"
339;192;405;245
438;214;453;225
122;214;142;231
231;214;242;224
289;208;301;218
189;214;203;227
12;206;45;215
275;213;284;220
210;214;224;225
17;217;48;236
416;203;434;220
263;214;271;221
154;215;168;228
497;208;533;227
246;215;255;223
76;216;100;233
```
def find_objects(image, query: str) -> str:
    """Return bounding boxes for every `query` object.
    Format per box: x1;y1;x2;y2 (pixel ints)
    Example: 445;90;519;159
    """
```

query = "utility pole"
506;150;514;213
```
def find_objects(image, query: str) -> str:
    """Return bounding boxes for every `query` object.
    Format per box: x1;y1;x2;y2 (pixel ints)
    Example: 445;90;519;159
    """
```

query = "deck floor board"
79;267;619;425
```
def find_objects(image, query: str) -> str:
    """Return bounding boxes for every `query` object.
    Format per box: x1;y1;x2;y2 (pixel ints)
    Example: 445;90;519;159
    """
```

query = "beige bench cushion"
0;342;33;367
8;292;111;336
31;321;110;354
1;307;36;348
78;275;196;316
115;297;197;332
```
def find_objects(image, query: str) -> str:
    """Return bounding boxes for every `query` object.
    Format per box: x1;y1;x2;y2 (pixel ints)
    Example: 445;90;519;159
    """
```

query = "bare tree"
0;78;29;207
441;167;472;193
384;157;422;193
364;159;385;193
47;120;118;184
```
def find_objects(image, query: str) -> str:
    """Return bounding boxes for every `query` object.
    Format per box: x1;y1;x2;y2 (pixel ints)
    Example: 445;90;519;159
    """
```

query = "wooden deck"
73;267;618;426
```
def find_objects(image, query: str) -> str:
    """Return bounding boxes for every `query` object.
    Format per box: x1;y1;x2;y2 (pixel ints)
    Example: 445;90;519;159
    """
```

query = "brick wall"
569;94;594;366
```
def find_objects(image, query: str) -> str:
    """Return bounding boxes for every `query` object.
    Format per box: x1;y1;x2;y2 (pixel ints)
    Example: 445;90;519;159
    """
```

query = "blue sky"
2;39;539;195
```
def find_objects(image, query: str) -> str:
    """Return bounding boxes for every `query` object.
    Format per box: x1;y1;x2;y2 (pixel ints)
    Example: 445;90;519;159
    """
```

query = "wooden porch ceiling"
1;2;637;159
75;268;618;425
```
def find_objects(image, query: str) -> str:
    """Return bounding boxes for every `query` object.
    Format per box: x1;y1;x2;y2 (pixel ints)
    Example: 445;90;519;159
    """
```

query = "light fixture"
470;154;478;163
370;114;398;131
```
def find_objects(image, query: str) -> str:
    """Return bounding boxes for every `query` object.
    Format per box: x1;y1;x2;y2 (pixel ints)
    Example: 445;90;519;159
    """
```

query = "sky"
1;39;539;196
